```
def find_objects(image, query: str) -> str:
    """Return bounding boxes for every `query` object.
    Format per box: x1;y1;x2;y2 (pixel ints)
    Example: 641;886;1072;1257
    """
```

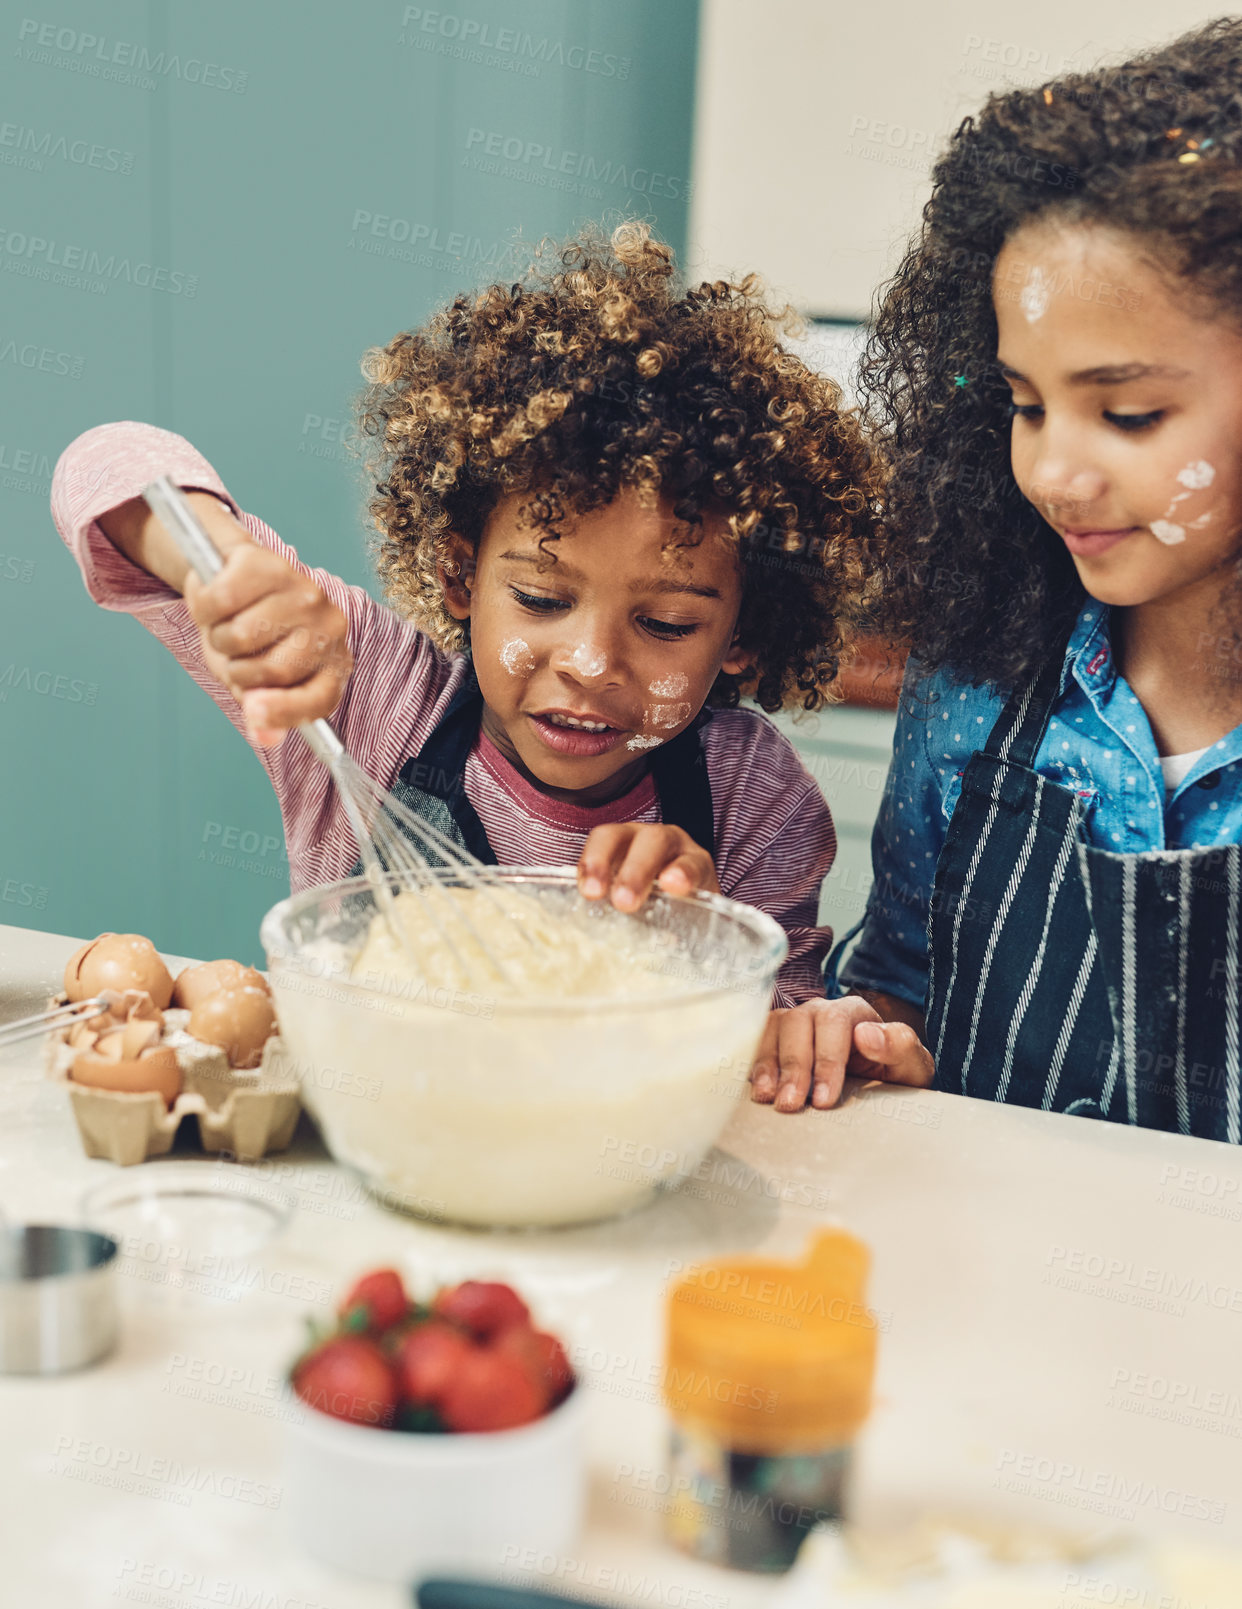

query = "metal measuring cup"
0;1223;119;1373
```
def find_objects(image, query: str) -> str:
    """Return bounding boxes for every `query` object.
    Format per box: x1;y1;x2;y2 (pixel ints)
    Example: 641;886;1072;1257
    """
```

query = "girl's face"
440;489;750;801
993;221;1242;610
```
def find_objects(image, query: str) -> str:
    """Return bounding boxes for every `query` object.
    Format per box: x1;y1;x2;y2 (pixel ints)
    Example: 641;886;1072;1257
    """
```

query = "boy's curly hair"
356;221;880;712
861;18;1242;690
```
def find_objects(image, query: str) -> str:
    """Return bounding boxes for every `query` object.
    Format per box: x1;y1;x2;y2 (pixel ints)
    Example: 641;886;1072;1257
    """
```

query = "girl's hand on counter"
750;993;935;1112
577;823;719;913
181;502;353;747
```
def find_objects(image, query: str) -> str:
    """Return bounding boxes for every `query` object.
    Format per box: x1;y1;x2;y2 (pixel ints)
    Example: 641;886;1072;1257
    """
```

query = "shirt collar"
1064;601;1115;699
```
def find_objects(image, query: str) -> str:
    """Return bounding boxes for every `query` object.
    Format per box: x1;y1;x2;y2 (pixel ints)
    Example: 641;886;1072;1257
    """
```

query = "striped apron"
924;649;1242;1141
352;667;717;867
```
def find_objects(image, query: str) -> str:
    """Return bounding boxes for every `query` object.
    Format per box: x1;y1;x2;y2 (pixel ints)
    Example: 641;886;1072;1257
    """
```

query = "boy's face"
994;221;1242;614
440;489;750;801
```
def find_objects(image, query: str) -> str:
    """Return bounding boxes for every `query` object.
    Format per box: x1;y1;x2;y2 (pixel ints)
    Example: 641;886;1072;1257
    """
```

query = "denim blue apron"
351;669;716;870
924;647;1242;1141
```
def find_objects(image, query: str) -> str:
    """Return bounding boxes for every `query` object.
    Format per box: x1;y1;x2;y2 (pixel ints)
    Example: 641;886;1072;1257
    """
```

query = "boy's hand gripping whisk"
141;478;525;990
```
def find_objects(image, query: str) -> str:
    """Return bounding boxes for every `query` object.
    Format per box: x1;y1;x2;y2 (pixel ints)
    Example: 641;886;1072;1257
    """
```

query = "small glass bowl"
80;1160;295;1309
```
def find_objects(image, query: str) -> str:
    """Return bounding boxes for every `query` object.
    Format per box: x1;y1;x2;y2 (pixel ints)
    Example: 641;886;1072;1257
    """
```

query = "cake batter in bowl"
259;869;786;1228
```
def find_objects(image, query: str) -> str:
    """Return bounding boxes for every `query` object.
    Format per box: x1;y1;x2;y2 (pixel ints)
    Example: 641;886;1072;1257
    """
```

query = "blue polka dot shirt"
838;601;1242;1008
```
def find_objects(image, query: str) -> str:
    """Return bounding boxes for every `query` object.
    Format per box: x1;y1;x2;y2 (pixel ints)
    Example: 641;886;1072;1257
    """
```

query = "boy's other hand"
181;499;352;746
577;823;718;912
749;995;935;1112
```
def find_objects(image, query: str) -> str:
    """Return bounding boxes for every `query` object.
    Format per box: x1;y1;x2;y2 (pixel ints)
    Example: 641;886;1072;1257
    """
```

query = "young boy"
51;223;880;1005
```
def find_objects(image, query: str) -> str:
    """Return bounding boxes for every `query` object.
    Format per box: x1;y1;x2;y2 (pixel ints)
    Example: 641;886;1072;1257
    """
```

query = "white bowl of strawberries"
284;1267;586;1583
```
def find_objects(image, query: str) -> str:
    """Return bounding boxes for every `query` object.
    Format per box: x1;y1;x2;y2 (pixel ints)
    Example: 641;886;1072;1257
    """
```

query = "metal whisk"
141;477;526;989
0;995;114;1050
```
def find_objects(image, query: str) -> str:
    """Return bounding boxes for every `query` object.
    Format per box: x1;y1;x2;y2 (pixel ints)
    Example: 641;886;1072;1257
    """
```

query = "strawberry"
293;1336;399;1427
432;1280;530;1340
439;1345;545;1433
495;1326;575;1410
395;1320;473;1408
339;1267;409;1334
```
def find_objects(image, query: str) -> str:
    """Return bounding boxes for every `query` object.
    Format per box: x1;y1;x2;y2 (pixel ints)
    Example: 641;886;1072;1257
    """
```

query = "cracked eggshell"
64;934;174;1009
187;986;277;1070
71;1027;183;1107
173;959;270;1010
67;990;164;1051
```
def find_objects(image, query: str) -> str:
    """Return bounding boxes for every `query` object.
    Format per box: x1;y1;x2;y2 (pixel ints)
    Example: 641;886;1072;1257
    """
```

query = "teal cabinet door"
1;0;700;962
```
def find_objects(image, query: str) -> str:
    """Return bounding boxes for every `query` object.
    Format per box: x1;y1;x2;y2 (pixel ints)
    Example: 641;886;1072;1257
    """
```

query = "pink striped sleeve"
703;711;836;1008
50;421;460;891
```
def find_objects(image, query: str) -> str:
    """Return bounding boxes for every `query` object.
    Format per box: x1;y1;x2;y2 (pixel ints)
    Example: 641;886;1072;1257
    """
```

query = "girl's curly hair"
356;221;881;712
861;18;1242;690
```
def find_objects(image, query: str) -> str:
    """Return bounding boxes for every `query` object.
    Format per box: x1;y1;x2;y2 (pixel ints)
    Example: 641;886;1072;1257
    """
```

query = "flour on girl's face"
648;672;689;699
1177;460;1216;491
1149;460;1217;545
1019;266;1053;323
498;638;535;675
626;734;664;752
652;702;693;729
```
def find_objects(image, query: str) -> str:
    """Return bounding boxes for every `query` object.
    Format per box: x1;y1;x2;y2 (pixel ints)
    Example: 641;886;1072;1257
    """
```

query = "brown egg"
64;934;174;1009
187;985;277;1070
71;1020;182;1107
172;959;270;1010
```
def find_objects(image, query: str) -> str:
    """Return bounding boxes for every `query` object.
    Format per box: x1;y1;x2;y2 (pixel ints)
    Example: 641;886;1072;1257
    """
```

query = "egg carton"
45;1002;301;1166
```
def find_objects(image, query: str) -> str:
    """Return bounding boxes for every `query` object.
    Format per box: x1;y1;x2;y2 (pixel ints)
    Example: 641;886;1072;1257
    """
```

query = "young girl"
51;224;878;1006
753;20;1242;1130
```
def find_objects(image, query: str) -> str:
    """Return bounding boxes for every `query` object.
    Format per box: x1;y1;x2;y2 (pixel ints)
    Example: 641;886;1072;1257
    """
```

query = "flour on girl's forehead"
498;638;535;674
1019;266;1053;322
649;673;689;698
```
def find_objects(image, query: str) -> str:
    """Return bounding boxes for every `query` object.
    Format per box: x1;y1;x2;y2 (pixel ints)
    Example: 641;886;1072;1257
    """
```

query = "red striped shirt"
51;422;836;1004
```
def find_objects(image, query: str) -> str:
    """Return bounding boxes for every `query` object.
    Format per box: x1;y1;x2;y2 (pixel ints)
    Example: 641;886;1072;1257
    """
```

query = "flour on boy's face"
498;637;535;674
994;221;1242;610
565;643;607;679
443;488;749;800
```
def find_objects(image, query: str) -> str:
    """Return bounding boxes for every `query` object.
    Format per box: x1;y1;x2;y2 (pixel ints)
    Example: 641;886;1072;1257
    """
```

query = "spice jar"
662;1229;877;1573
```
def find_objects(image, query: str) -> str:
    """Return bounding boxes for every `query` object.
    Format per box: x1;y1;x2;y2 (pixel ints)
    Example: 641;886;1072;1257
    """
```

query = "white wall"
687;0;1231;318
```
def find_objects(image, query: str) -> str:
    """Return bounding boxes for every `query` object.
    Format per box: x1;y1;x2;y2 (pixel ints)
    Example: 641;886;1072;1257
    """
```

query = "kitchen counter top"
3;920;1241;1607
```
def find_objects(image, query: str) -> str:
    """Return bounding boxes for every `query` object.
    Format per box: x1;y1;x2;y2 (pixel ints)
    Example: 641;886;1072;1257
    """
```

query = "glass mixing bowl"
259;869;786;1228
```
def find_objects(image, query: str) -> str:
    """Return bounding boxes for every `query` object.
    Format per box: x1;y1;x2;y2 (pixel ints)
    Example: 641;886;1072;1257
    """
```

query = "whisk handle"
141;478;347;764
141;475;226;584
